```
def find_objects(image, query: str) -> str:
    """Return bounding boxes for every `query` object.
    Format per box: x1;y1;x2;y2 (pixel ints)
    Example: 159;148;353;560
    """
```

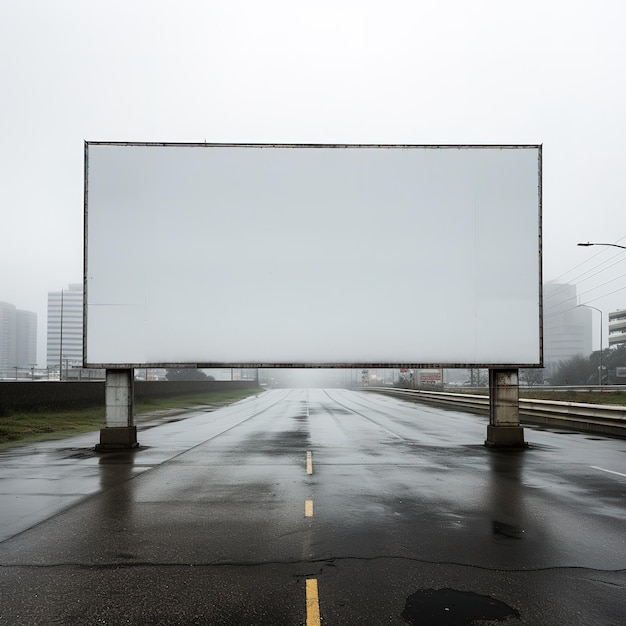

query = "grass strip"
0;388;261;450
454;388;626;406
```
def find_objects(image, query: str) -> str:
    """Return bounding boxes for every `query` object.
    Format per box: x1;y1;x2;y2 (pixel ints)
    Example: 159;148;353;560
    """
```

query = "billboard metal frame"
84;142;543;370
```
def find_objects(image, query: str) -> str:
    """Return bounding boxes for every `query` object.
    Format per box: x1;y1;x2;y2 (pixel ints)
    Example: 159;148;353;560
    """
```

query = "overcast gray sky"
2;0;625;365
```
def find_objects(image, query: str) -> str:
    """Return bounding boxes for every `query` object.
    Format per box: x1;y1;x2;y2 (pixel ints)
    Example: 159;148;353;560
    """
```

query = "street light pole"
576;242;626;384
59;289;64;381
577;304;603;385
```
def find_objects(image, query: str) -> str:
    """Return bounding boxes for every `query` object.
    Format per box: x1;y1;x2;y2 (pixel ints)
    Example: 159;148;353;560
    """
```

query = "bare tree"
520;368;545;387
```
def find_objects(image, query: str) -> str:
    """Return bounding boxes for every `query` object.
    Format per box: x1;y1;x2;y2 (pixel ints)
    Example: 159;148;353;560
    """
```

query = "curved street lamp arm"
577;242;626;250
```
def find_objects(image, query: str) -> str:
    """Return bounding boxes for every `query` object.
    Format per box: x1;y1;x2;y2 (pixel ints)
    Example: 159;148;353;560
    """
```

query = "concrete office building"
608;309;626;347
543;283;593;373
47;283;83;371
0;301;37;370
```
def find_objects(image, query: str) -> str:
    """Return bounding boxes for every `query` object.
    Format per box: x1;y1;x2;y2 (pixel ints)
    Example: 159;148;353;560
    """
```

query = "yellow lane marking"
306;579;321;626
305;499;313;517
306;451;313;475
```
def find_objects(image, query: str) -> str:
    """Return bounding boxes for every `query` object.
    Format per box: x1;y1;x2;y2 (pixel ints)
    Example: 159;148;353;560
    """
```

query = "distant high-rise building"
47;283;83;370
16;309;37;367
0;302;17;369
543;283;592;371
0;301;37;370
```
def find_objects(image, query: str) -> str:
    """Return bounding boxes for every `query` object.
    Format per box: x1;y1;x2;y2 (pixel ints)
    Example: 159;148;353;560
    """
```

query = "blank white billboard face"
85;144;541;367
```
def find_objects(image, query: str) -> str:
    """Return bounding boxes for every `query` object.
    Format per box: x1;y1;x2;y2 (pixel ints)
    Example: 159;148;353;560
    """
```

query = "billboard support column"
485;368;527;448
96;369;138;451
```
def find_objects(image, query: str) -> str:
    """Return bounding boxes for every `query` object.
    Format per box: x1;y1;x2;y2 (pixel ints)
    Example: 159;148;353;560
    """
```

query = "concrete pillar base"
95;426;138;451
484;425;528;448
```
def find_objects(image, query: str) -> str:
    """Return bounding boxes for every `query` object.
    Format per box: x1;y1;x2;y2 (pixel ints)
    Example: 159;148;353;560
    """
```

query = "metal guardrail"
434;385;626;393
362;387;626;438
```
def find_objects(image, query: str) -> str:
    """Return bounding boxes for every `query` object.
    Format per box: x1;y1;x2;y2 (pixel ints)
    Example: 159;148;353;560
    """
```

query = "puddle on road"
402;588;519;625
492;520;525;540
57;448;97;460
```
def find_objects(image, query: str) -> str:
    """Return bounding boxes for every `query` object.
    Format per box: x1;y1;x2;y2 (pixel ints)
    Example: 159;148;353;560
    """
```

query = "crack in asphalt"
2;555;625;575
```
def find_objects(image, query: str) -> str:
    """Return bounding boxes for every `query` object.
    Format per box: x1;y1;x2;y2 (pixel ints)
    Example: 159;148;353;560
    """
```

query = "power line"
544;251;626;305
544;272;626;315
544;235;626;286
543;236;626;314
583;284;626;308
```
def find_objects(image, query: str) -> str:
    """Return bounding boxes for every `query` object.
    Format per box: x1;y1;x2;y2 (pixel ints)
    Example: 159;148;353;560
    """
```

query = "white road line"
591;466;626;478
306;451;313;475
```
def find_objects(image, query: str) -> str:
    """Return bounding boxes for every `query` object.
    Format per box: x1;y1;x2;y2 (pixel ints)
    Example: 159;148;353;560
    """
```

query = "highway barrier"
363;387;626;438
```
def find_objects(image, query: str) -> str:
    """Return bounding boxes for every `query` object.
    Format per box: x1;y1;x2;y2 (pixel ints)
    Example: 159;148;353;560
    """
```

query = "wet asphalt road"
0;388;625;625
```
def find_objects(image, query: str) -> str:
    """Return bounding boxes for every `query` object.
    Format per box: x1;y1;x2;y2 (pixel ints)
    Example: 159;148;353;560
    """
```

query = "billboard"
418;370;442;385
84;143;542;368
